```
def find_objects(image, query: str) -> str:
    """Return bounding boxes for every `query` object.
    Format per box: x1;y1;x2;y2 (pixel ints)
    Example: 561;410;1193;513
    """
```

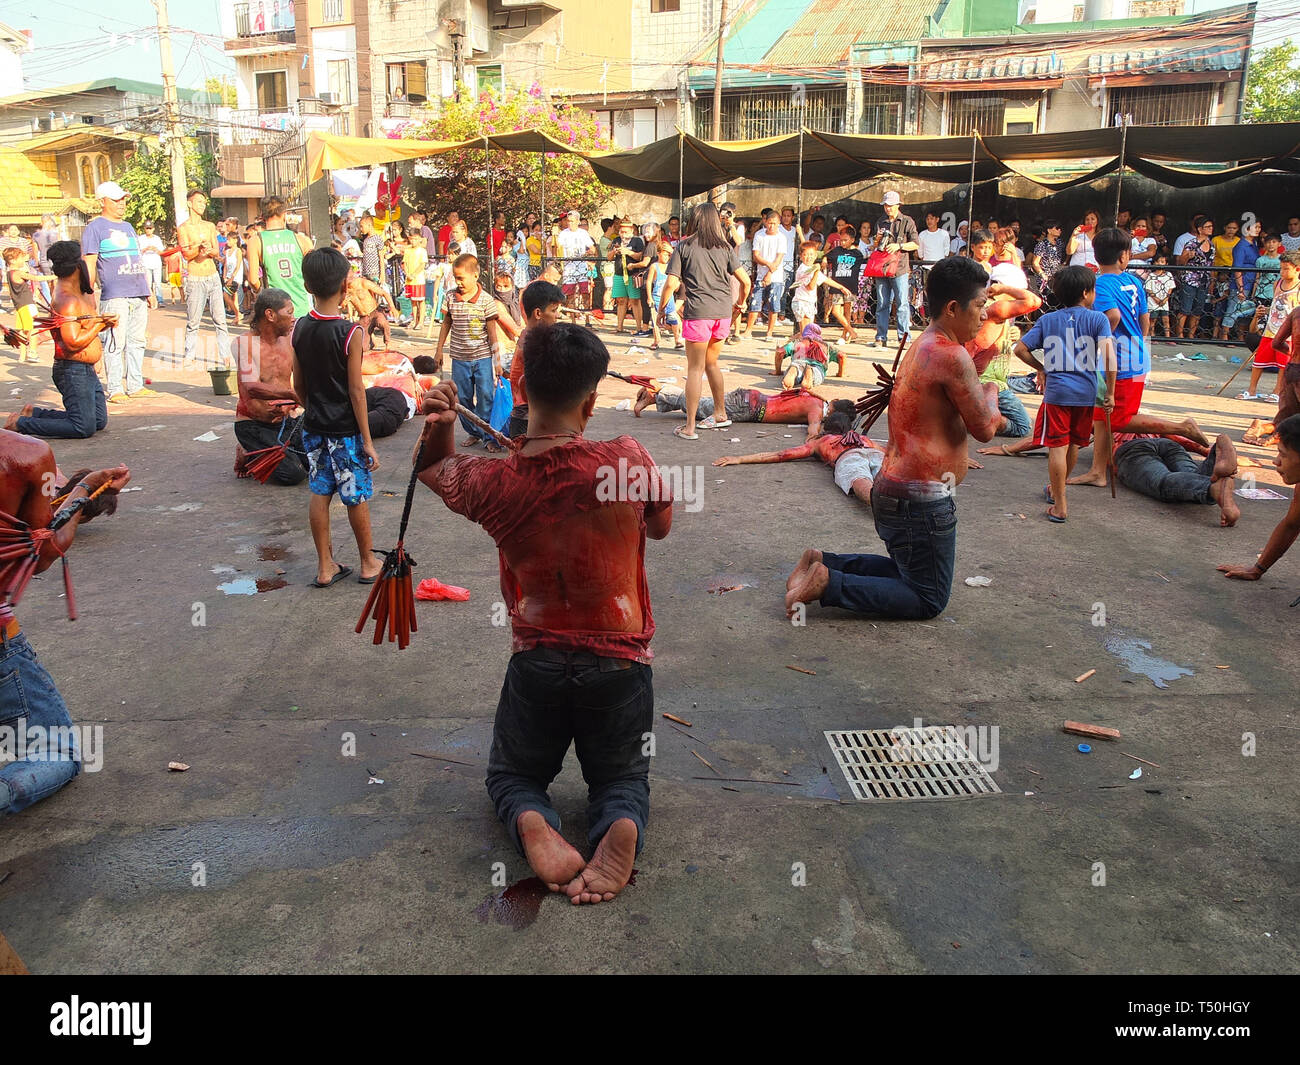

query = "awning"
302;122;1300;198
210;183;265;199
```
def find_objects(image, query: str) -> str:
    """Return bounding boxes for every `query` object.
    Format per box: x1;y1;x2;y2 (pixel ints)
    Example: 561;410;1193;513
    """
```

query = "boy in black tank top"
292;248;383;587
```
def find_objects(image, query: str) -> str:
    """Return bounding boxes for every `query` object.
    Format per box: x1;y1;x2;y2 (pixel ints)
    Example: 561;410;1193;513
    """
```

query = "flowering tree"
395;82;614;244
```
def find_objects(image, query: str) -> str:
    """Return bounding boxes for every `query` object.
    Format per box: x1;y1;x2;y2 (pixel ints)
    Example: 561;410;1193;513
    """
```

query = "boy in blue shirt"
1014;266;1115;522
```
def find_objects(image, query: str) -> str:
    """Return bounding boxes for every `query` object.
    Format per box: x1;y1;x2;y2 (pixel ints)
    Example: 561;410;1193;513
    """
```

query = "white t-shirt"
137;233;164;269
557;228;594;284
751;229;785;282
779;224;797;273
1068;232;1095;267
917;228;951;264
1280;233;1300;254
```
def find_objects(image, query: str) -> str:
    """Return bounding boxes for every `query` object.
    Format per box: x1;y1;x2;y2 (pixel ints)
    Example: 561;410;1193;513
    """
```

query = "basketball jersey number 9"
275;256;294;280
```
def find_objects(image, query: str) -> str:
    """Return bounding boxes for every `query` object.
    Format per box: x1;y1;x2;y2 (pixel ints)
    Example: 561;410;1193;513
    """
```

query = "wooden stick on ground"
1118;751;1162;769
1217;351;1256;396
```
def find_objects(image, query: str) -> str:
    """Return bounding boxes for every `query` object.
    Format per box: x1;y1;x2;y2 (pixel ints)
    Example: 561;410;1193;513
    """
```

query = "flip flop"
311;565;352;588
1046;511;1068;524
674;425;699;440
711;418;733;429
357;573;379;585
1043;485;1055;505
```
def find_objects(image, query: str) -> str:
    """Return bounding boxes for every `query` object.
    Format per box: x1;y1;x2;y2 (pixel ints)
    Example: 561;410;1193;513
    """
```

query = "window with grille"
1106;84;1213;127
861;83;906;135
947;91;1038;137
651;0;680;11
386;61;427;103
327;60;351;106
694;87;846;140
591;108;657;148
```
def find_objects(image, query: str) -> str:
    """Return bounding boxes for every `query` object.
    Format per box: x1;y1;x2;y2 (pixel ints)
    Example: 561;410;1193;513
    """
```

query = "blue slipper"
1043;485;1055;505
1047;511;1067;523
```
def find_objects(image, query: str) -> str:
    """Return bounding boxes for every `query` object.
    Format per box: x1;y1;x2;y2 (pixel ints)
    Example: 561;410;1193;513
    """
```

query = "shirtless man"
970;264;1042;438
5;240;112;438
713;410;883;504
635;382;851;441
1265;303;1300;427
233;288;307;485
1219;414;1300;582
786;256;1001;620
0;431;128;814
342;272;391;349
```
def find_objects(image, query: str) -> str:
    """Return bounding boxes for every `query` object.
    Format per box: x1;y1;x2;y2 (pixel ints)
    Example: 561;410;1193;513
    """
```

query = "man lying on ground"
1219;413;1300;581
634;381;852;440
416;323;671;904
1114;430;1240;526
785;256;1001;620
711;409;883;504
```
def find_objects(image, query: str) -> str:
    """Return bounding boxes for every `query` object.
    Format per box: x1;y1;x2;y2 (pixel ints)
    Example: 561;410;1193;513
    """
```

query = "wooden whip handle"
454;403;513;449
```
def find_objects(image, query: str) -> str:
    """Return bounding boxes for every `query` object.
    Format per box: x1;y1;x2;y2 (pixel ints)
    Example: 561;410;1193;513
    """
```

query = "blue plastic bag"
489;376;513;433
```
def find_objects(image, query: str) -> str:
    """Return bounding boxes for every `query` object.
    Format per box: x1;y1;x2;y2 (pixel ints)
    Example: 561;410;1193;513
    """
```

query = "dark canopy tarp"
304;122;1300;199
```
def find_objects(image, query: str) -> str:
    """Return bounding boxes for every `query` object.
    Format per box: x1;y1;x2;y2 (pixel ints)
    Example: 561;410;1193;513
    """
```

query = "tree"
204;76;237;108
396;81;613;251
1244;42;1300;124
116;140;220;232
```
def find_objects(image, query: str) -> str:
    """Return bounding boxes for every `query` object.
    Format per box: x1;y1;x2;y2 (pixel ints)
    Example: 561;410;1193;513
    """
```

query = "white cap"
95;180;128;200
882;191;901;206
989;262;1027;288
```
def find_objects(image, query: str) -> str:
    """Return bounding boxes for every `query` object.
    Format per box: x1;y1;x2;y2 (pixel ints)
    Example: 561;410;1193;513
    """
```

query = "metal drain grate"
825;727;1001;801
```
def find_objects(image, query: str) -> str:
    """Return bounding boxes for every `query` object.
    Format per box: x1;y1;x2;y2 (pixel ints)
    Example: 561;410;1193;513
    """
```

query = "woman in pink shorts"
657;203;752;439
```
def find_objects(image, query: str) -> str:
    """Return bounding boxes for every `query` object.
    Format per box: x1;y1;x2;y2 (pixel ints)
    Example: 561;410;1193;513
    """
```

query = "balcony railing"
233;2;296;40
322;0;345;23
228;108;347;145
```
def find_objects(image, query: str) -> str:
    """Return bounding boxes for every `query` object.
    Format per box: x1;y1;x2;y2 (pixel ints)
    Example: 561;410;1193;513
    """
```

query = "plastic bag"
489;376;513;433
415;578;471;602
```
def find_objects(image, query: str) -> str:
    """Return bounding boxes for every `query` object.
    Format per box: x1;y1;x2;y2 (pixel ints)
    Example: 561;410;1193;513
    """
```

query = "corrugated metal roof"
693;0;935;69
763;0;936;66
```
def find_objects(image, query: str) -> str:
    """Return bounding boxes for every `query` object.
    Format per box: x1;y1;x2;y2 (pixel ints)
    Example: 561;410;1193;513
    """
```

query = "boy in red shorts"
1013;265;1115;522
415;323;672;904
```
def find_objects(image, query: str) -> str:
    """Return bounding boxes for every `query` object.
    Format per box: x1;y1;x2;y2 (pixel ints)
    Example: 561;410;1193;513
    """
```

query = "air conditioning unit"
319;92;337;106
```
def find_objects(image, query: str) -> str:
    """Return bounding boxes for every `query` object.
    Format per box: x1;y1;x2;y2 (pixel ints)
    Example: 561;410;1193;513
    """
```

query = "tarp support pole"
540;151;547;225
678;132;684;218
796;126;804;217
1113;122;1128;223
485;136;492;269
966;134;976;241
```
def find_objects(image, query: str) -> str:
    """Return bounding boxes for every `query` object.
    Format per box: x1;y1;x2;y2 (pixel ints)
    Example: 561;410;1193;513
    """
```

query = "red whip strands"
355;545;418;649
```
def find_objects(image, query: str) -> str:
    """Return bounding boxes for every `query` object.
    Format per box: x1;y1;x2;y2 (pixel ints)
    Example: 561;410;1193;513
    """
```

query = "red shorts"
1036;402;1094;448
1094;374;1144;429
1255;333;1287;369
405;282;425;300
562;282;591;297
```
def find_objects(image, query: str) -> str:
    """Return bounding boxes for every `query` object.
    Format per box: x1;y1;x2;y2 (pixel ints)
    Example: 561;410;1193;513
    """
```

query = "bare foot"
785;560;830;617
786;547;823;592
565;818;638;904
518;810;586;892
460;435;478;448
3;412;18;431
1181;416;1210;447
1066;470;1108;487
633;387;654;417
233;444;250;477
1210;434;1240;527
1210;433;1239;482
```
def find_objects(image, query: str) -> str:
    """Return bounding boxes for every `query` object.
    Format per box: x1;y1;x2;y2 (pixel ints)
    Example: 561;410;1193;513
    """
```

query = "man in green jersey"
245;196;314;318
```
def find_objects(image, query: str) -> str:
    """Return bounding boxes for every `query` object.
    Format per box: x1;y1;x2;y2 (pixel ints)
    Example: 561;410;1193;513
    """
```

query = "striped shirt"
447;285;498;361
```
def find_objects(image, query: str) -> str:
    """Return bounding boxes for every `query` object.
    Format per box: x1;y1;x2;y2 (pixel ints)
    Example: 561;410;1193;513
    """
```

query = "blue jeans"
0;630;81;815
1115;437;1216;504
996;387;1031;437
820;490;957;619
875;273;911;341
16;360;107;439
452;357;494;442
486;650;653;855
184;272;232;368
99;294;149;396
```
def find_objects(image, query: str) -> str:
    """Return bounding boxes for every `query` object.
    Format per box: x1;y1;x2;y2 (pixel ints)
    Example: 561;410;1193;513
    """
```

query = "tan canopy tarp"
304;122;1300;198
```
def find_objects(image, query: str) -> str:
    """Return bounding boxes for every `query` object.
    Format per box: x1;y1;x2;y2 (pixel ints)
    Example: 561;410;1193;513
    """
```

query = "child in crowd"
434;252;502;451
647;241;682;350
1013;265;1115;523
507;279;564;438
342;271;391;349
402;236;428;331
1145;253;1175;338
424;250;457;338
823;229;863;343
415;323;671;905
1241;251;1300;402
527;222;544;281
791;242;851;334
4;247;53;363
292;247;382;588
494;269;523;346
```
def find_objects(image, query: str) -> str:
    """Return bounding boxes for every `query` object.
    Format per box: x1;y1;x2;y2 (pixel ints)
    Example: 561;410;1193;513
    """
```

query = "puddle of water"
257;544;288;562
1104;633;1193;690
217;579;258;596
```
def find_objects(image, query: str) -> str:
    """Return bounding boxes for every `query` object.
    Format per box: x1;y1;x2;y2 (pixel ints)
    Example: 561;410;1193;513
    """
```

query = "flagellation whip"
853;333;910;434
356;405;512;648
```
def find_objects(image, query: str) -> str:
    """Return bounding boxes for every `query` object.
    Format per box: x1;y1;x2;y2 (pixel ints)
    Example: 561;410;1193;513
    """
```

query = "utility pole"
152;0;190;228
711;0;729;141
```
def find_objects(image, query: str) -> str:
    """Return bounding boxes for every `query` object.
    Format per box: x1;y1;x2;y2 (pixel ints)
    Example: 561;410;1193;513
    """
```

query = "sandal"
697;416;726;431
310;565;352;588
1043;485;1055;505
710;418;733;429
673;425;699;440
